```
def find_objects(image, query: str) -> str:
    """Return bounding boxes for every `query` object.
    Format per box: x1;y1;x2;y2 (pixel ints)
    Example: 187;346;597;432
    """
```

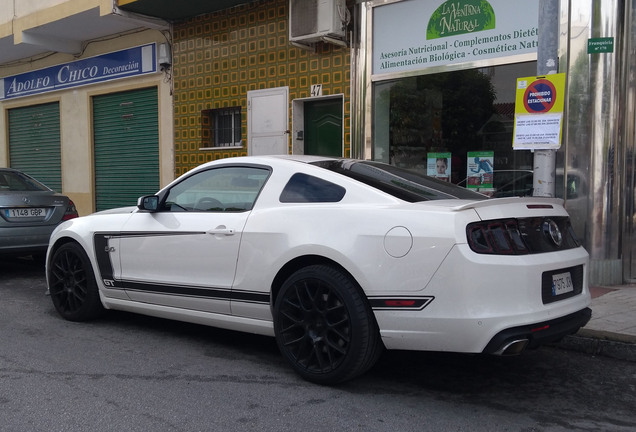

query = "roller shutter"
8;103;62;191
93;87;159;211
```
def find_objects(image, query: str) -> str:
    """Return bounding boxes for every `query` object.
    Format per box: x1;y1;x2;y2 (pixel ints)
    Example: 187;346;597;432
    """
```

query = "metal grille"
93;87;159;211
8;102;62;191
290;0;318;37
202;107;242;148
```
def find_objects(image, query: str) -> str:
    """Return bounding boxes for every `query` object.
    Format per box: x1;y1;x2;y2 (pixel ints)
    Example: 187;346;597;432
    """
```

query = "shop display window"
373;61;537;193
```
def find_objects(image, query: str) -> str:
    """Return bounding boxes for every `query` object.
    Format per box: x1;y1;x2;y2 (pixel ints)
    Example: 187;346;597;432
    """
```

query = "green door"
8;103;62;191
93;87;159;211
304;98;343;156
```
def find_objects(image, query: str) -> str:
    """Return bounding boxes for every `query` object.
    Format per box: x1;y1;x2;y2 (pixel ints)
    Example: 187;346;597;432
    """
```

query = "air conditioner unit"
289;0;348;45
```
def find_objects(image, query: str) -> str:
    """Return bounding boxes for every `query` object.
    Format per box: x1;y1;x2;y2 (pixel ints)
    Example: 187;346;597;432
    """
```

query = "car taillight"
62;200;79;221
467;219;529;255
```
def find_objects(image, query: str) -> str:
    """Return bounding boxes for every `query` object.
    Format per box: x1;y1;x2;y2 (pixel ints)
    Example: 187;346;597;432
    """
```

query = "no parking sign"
523;79;557;113
513;73;566;150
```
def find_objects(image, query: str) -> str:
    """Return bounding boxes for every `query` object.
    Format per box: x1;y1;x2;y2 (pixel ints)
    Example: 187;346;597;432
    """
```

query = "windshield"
312;160;487;202
0;170;51;192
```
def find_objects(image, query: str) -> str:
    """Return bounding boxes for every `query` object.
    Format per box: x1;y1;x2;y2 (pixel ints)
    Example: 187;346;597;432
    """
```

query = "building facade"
350;0;635;285
1;0;635;286
170;0;352;177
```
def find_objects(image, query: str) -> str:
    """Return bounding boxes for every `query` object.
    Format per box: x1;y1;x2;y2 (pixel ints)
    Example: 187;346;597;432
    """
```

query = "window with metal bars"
201;107;242;148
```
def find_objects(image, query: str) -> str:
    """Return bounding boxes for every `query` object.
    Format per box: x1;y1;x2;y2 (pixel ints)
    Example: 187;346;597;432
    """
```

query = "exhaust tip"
494;339;529;356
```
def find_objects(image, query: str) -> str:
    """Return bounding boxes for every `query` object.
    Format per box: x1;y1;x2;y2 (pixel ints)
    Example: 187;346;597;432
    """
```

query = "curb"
556;330;636;363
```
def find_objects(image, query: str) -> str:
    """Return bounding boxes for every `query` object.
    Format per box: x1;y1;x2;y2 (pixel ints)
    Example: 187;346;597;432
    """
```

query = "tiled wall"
172;0;351;176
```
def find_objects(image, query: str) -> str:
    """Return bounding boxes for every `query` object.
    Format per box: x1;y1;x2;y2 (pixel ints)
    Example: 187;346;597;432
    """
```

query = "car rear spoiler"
450;197;565;211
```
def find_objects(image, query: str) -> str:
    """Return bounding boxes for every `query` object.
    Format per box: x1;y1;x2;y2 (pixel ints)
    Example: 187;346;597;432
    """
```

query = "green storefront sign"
587;37;614;54
427;0;496;40
373;0;539;75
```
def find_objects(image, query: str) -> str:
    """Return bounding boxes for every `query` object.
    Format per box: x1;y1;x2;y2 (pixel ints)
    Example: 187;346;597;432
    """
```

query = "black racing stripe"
231;290;271;304
117;231;205;238
121;280;270;305
94;233;115;282
123;280;232;300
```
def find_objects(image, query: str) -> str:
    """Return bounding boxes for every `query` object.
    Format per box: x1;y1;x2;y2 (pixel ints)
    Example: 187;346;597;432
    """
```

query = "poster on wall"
372;0;539;76
466;151;494;190
427;152;451;182
512;73;566;150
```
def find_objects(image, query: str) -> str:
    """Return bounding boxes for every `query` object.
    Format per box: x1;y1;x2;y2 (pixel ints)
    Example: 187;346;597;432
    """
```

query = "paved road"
1;257;635;431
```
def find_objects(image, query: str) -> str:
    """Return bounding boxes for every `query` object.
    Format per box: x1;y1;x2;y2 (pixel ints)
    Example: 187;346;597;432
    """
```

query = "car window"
280;173;346;203
162;166;270;212
312;160;487;202
0;171;50;192
492;171;534;197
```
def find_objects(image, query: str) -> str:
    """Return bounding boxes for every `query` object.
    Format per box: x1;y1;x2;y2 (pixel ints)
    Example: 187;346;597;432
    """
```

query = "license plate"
4;207;46;218
552;271;574;296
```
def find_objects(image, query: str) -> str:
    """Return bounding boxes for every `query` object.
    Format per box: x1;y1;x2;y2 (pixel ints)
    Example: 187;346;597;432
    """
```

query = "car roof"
188;155;487;202
188;155;344;173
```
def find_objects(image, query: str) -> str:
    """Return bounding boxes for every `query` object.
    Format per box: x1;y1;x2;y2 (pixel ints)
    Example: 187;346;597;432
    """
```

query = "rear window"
0;171;51;192
280;173;346;203
312;160;487;202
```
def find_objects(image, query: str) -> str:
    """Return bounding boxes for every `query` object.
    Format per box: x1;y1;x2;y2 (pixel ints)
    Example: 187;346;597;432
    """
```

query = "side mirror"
137;195;159;212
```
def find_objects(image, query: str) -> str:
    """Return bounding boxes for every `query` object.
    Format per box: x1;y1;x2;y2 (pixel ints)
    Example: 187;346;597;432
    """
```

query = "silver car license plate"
551;271;574;296
4;207;46;218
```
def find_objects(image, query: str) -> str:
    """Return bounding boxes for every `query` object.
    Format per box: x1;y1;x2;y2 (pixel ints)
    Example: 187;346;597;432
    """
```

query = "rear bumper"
483;307;592;355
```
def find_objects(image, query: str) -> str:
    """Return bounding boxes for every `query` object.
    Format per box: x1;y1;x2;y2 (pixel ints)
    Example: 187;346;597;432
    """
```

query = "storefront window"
373;61;537;194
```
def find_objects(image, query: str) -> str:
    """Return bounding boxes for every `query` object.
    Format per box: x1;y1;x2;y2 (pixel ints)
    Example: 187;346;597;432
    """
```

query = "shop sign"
0;44;156;100
372;0;538;76
427;0;496;40
513;73;566;150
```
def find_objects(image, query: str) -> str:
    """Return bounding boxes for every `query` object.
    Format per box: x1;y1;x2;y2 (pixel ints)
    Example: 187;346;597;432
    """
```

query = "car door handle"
207;226;235;236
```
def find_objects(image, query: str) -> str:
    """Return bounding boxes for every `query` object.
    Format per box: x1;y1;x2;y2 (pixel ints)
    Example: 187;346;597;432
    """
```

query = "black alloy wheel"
274;264;382;384
48;242;105;321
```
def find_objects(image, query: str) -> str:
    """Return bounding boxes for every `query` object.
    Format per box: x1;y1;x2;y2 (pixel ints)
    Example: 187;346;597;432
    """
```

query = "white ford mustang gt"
46;155;591;384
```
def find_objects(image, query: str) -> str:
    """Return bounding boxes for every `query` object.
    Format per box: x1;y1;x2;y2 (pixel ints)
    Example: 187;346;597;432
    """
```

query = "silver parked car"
0;167;78;258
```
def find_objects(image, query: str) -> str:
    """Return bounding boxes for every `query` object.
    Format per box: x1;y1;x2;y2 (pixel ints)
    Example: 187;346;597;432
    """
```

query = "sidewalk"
557;284;636;362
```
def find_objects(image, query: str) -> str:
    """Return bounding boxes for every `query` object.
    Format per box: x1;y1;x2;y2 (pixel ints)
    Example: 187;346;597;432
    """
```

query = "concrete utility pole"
533;0;559;197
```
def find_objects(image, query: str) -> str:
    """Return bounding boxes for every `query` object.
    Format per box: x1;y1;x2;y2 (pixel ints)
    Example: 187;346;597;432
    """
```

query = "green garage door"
93;87;159;211
8;102;62;191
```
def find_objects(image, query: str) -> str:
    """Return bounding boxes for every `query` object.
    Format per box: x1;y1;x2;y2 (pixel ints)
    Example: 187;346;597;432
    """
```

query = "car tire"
274;264;383;385
48;242;105;322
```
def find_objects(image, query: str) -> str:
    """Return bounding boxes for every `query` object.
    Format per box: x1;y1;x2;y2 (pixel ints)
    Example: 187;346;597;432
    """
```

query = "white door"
247;87;289;155
112;165;270;314
116;211;248;315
